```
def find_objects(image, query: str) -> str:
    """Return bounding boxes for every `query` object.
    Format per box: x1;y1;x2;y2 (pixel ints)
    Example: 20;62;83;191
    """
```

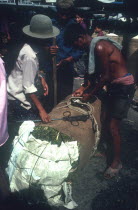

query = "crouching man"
7;14;59;123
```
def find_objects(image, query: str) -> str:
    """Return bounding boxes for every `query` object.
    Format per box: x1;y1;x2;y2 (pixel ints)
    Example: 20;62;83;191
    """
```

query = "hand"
72;86;85;97
57;56;73;68
41;78;49;96
56;59;68;68
56;60;64;68
82;93;92;102
49;45;58;55
64;56;73;63
39;110;51;123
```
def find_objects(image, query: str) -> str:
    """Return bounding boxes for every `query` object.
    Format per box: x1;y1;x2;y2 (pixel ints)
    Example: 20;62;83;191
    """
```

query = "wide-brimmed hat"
22;14;60;39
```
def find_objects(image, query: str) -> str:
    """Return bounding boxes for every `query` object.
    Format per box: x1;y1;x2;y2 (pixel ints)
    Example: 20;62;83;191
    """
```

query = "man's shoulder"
95;39;114;53
94;40;105;52
19;44;36;59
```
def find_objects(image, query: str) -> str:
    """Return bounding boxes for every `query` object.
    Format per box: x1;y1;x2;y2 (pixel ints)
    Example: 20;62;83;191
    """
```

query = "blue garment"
123;73;132;77
52;18;84;62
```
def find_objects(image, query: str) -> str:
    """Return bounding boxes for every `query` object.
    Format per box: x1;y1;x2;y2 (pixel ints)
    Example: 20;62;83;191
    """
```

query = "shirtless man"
64;24;135;178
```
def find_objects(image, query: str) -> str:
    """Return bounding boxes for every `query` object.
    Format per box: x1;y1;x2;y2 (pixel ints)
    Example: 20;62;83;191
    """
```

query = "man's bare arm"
72;80;91;97
38;71;49;96
29;93;50;122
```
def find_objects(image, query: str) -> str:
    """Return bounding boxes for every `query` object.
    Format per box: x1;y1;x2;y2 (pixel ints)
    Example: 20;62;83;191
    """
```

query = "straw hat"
22;14;60;39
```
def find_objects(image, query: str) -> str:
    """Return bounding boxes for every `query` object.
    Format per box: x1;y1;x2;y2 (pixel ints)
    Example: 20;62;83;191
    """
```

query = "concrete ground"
57;106;138;210
0;94;138;210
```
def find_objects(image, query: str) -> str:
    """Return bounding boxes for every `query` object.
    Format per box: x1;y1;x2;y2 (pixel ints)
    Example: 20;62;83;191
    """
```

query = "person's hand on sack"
39;109;51;123
81;93;92;102
72;86;85;97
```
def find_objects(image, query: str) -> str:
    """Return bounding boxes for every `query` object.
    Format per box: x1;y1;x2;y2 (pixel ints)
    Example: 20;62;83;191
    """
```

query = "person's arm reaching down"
38;71;49;96
23;56;50;122
29;93;50;123
82;41;112;101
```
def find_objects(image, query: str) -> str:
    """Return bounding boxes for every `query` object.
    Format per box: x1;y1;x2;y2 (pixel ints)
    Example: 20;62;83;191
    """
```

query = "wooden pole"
52;37;57;106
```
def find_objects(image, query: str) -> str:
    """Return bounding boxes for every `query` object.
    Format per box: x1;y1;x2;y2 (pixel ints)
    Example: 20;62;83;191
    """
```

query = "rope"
55;96;101;156
55;97;93;115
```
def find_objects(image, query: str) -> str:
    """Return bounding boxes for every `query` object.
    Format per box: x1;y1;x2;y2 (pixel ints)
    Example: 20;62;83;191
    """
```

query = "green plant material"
32;126;75;146
32;126;80;173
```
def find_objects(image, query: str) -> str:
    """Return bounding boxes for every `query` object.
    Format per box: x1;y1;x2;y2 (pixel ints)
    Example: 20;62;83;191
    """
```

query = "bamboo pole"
52;37;57;106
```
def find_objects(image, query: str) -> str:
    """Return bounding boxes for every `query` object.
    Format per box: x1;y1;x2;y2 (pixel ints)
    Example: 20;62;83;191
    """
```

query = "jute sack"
39;95;101;169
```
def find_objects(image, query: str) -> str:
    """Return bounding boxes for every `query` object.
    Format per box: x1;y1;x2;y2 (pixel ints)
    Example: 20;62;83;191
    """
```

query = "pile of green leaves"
32;125;80;181
32;126;75;146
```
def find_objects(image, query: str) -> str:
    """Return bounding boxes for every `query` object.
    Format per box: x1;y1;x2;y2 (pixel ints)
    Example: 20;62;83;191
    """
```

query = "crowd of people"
0;0;137;203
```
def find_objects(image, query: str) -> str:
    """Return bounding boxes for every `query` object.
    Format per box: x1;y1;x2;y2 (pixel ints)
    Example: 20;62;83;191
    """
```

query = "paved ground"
57;106;138;210
0;101;138;210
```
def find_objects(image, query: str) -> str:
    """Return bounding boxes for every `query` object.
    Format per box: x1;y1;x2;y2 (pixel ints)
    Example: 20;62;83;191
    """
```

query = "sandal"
104;163;122;179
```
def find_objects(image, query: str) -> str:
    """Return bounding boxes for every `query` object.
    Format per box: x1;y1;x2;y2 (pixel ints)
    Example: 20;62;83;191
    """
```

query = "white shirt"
7;44;39;109
0;57;9;146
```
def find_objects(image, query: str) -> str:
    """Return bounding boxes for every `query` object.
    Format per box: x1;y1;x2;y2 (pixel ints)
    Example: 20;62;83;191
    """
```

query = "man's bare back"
95;40;128;82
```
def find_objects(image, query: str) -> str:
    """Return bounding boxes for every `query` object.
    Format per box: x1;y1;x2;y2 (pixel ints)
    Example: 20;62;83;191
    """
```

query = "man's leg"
104;117;122;179
98;109;112;158
109;118;122;169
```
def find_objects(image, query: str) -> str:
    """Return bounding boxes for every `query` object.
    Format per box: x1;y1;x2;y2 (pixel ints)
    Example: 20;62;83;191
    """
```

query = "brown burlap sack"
39;95;101;169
